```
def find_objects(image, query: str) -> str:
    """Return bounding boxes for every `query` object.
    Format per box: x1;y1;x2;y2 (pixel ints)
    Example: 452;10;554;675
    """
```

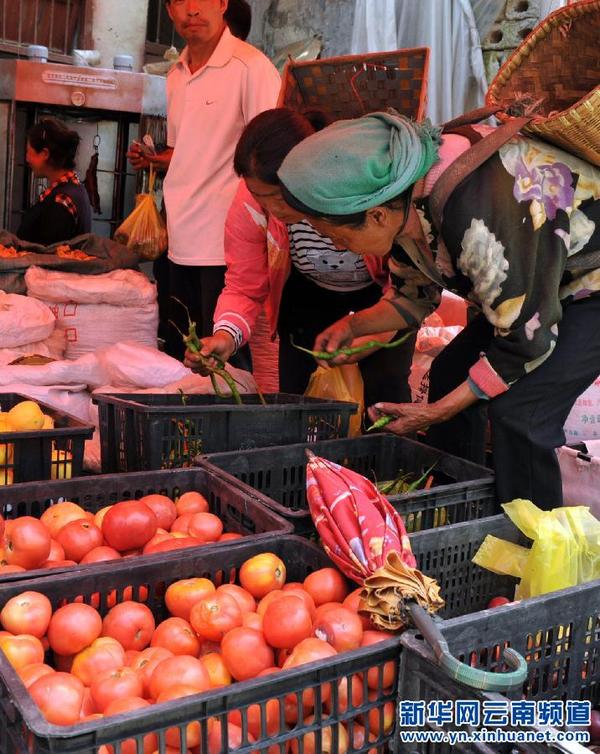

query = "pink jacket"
213;180;390;343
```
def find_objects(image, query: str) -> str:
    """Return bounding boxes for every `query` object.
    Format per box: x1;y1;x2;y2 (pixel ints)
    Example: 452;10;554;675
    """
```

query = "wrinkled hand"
368;401;442;436
126;142;150;171
313;317;354;368
184;332;235;375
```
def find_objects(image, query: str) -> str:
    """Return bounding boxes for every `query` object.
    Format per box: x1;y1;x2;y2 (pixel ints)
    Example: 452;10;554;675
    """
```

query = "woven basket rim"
279;46;430;74
486;0;600;115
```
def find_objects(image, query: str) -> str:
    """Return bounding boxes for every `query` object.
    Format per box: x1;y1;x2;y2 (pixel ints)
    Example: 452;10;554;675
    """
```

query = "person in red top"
17;117;92;246
185;108;416;407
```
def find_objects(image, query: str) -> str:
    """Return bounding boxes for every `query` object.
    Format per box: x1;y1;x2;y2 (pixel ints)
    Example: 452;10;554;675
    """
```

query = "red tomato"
366;692;395;736
102;697;158;754
165;578;216;621
361;631;396;689
149;655;211;700
282;639;337;707
130;646;173;698
91;667;144;713
208;721;254;754
80;546;122;564
262;595;313;650
256;590;285;618
103;696;149;716
0;564;25;574
239;553;286;599
47;603;102;655
289;717;349;754
0;634;45;670
41;559;77;570
188;513;223;543
157;685;204;747
201;652;232;688
151;617;201;656
4;517;51;569
56;520;103;562
139;494;177;531
325;675;364;715
303;568;348;606
142;531;172;554
342;588;371;630
221;627;274;681
219;533;242;542
171;513;194;535
102;501;158;552
71;637;127;687
94;506;112;531
349;723;378;754
313;606;364;652
40;502;88;539
143;537;202;555
277;587;316;619
0;591;52;638
175;492;209;517
79;687;97;718
29;672;85;726
242;612;263;631
17;662;55;689
487;596;511;608
47;540;65;562
102;601;155;651
189;593;242;642
313;602;343;622
216;584;256;615
228;695;280;741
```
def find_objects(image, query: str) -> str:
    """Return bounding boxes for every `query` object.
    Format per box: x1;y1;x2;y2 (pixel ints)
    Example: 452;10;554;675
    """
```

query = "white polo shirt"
163;27;281;266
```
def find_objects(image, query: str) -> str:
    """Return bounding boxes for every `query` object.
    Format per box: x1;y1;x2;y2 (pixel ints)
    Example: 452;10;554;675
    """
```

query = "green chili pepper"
405;462;437;493
291;330;414;362
366;414;394;432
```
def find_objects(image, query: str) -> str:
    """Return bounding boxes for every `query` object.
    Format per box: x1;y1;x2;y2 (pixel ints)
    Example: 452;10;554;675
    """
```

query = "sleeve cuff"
468;355;509;399
213;322;243;352
467;377;490;401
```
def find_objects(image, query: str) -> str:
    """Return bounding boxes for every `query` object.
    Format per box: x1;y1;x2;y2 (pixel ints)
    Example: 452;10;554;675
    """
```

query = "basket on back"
486;0;600;166
278;48;429;123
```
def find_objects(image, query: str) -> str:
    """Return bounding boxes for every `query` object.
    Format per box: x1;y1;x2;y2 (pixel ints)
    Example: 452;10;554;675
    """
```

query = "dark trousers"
277;268;416;408
426;296;600;508
164;260;251;371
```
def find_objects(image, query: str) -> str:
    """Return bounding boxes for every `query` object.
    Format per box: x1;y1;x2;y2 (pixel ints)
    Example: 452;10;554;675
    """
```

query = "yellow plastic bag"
473;498;600;599
114;167;168;260
305;364;364;437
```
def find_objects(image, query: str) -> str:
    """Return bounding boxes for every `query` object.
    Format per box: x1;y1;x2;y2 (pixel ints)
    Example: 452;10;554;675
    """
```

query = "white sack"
0;291;55;348
0;328;66;366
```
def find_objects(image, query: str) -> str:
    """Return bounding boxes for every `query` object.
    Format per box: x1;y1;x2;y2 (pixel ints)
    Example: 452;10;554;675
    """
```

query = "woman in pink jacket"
186;109;416;407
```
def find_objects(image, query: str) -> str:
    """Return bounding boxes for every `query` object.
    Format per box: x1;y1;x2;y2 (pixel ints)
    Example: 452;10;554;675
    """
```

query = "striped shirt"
288;220;372;292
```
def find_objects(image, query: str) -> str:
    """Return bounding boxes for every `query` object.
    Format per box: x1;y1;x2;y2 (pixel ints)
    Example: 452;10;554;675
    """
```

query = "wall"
249;0;355;58
90;0;150;72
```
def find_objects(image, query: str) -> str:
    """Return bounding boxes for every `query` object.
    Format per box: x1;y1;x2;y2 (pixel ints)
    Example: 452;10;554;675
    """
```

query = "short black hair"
27;117;80;170
234;108;332;185
225;0;251;40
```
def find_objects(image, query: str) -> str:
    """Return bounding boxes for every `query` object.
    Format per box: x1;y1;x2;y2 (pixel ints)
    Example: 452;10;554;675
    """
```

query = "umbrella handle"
407;603;528;692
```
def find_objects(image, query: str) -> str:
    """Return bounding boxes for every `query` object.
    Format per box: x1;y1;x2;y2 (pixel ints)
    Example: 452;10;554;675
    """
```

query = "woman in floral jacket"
277;111;600;508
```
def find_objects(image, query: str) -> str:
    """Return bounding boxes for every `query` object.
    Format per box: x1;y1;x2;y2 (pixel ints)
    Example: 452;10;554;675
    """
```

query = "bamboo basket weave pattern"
486;0;600;166
278;48;429;123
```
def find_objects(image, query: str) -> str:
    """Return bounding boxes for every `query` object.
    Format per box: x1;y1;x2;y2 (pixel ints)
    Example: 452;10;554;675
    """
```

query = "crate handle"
408;603;528;692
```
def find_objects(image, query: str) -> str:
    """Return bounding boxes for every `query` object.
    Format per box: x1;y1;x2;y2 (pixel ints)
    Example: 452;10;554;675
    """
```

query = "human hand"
126;142;150;171
184;332;236;375
312;317;355;368
367;401;443;436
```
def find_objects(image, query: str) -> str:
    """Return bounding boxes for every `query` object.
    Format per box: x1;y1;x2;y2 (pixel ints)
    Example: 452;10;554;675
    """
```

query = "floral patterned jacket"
387;134;600;398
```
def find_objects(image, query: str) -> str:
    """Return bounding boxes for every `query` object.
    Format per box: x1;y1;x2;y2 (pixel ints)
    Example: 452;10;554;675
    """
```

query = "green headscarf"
277;110;442;216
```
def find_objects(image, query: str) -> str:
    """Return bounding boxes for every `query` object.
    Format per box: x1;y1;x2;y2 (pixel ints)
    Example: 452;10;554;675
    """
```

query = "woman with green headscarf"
277;110;600;510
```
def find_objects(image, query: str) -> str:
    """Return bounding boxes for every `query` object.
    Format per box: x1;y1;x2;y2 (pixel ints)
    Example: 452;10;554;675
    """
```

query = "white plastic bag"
0;291;55;347
0;328;66;365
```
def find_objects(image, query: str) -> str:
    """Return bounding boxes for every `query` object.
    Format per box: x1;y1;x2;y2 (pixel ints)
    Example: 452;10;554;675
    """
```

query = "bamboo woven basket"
486;0;600;166
277;48;429;123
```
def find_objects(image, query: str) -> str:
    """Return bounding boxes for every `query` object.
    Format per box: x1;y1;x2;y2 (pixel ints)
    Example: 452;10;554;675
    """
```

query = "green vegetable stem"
366;414;394;432
291;330;414;362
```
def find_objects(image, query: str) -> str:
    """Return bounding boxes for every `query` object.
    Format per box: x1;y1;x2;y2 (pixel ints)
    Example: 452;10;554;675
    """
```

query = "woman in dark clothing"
17;117;92;246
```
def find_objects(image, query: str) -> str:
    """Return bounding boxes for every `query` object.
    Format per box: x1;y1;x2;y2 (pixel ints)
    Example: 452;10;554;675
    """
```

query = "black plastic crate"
397;575;600;753
0;467;292;582
0;536;400;754
0;393;93;484
94;392;358;473
398;632;583;754
201;434;496;536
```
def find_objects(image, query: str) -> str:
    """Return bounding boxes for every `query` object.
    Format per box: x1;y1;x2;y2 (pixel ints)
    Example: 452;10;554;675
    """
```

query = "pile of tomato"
0;553;395;754
0;491;243;574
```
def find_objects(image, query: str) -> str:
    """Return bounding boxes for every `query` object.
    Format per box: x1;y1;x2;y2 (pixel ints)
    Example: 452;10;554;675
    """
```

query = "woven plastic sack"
305;364;363;437
114;167;167;261
473;499;600;599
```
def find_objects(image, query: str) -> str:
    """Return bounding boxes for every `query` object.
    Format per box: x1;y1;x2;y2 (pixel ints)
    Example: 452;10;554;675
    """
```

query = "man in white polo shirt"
129;0;280;363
